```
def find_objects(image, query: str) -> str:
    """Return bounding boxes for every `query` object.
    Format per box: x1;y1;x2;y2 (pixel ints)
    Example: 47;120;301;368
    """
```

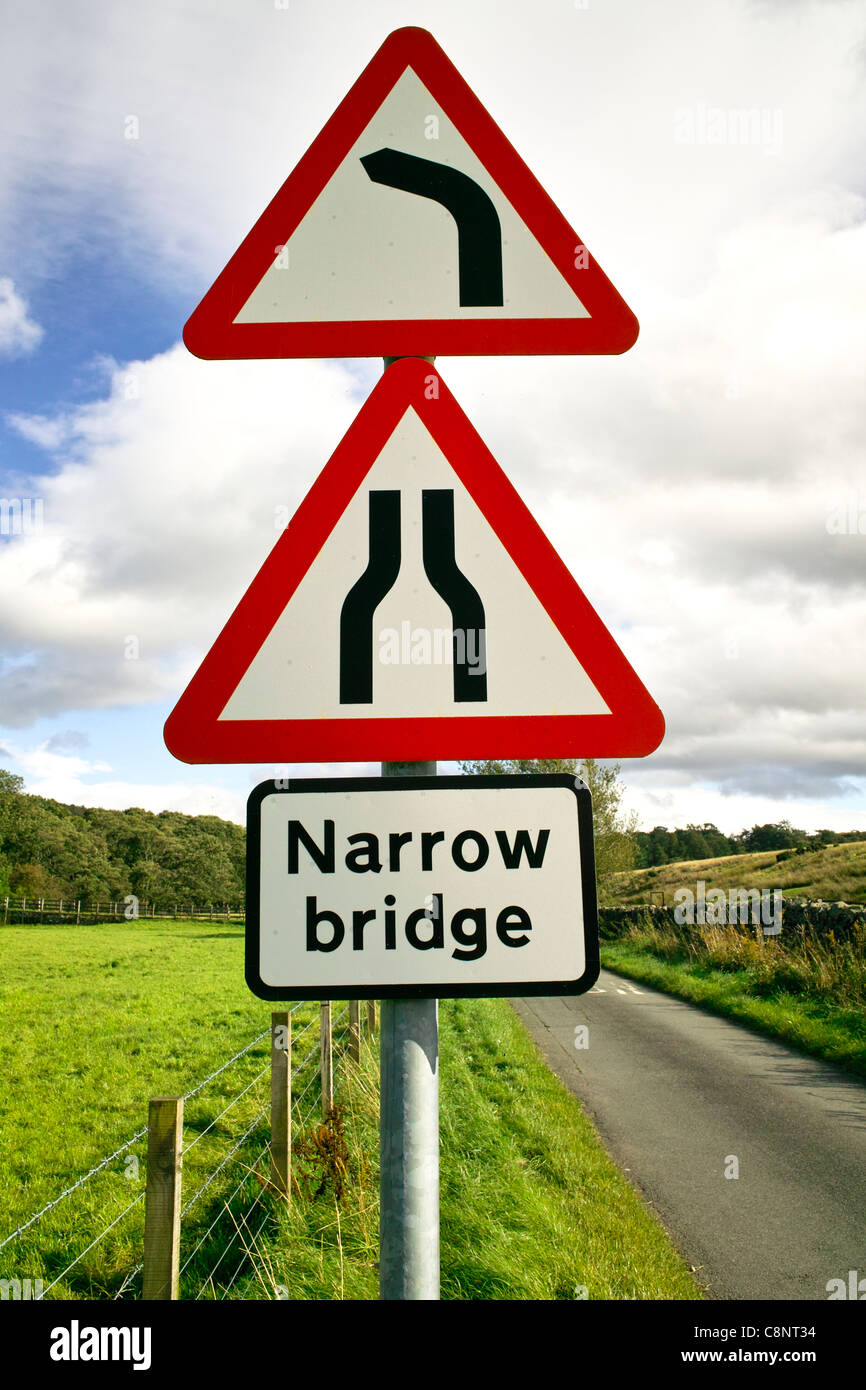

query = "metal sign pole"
378;352;439;1300
378;759;440;1301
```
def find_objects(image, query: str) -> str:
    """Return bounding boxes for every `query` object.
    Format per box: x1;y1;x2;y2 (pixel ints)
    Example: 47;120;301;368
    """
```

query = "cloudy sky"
1;0;864;836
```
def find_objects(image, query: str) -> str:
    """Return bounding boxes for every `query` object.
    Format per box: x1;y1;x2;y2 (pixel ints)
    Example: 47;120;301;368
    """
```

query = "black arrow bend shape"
360;148;504;308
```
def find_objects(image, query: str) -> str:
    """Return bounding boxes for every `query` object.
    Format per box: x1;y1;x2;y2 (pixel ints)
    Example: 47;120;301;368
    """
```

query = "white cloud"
0;277;43;357
1;0;865;829
625;780;866;839
6;412;69;450
12;743;111;784
0;349;371;726
17;752;247;823
2;302;864;813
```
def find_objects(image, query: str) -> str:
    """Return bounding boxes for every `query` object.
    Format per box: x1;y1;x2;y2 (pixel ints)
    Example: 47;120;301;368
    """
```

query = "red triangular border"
164;359;663;763
183;27;639;360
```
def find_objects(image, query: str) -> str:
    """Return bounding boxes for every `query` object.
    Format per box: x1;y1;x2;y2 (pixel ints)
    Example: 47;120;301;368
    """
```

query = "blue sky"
1;0;865;834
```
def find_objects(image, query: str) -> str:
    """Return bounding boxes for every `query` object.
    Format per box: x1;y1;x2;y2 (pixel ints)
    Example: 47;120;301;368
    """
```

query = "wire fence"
186;1003;353;1302
0;1001;365;1302
2;896;244;925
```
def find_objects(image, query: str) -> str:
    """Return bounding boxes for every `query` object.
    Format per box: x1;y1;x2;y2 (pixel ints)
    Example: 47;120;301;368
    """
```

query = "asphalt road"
512;970;866;1301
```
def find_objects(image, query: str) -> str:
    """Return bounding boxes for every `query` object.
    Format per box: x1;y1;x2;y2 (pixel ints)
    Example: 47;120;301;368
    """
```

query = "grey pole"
377;355;440;1300
379;759;439;1300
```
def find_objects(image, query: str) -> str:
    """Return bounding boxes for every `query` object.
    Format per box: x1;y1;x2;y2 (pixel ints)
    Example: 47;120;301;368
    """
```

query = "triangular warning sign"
164;359;663;763
183;27;638;360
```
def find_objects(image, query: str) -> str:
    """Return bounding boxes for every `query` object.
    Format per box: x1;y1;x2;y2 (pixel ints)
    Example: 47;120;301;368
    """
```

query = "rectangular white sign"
245;773;598;999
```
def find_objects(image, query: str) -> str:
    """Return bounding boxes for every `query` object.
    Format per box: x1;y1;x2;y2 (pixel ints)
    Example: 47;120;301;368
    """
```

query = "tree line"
459;763;866;872
0;771;245;905
1;763;861;906
634;820;866;868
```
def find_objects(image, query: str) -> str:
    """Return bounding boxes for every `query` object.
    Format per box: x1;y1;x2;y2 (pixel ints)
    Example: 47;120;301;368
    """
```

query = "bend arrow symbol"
360;148;504;307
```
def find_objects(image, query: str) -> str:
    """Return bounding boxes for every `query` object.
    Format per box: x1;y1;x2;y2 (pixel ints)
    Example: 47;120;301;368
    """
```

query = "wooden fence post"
142;1097;183;1300
320;1003;333;1120
366;1000;377;1035
270;1012;291;1200
349;1000;361;1064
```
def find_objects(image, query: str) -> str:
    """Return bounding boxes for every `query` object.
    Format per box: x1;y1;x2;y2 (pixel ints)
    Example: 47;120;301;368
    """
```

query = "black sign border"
245;773;599;1000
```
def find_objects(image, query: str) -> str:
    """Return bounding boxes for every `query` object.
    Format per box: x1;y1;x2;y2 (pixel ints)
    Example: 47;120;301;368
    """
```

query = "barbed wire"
0;1125;147;1253
291;1013;318;1044
299;1094;322;1131
219;1199;272;1300
114;1261;143;1300
6;1001;364;1301
179;1151;268;1280
183;1028;272;1101
194;1183;269;1300
182;1064;270;1156
37;1191;145;1298
181;1104;269;1220
188;1005;357;1298
293;1039;319;1074
1;1023;279;1254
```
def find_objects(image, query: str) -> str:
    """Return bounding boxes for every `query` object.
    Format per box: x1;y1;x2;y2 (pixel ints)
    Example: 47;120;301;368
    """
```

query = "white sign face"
182;27;640;359
245;774;599;1000
235;69;590;328
220;406;609;725
163;359;664;765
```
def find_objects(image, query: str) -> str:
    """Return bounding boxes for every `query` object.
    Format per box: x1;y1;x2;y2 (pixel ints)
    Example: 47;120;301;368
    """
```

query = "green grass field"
0;920;319;1299
0;920;702;1301
612;839;866;908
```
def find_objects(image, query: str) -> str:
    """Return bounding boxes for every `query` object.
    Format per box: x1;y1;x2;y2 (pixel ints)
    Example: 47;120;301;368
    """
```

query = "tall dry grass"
623;915;866;1010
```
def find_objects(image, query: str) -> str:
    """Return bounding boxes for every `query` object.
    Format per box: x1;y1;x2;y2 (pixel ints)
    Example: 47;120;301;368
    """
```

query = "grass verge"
601;920;866;1079
236;997;703;1301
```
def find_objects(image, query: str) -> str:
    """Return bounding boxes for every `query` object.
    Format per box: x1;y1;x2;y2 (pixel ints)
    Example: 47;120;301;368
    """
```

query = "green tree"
740;820;807;853
0;778;246;914
458;756;638;899
0;769;26;848
10;862;66;899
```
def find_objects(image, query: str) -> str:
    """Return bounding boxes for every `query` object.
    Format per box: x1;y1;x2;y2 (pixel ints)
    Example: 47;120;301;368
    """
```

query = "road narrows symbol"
164;360;663;762
360;148;504;307
421;490;487;702
338;487;487;706
339;490;401;704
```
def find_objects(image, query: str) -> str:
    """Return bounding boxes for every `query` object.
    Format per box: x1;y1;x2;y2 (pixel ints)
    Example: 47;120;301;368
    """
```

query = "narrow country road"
512;970;866;1301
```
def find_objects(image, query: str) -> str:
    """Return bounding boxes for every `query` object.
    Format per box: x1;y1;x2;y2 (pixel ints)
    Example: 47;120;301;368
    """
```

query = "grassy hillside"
602;840;866;1078
610;838;866;908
